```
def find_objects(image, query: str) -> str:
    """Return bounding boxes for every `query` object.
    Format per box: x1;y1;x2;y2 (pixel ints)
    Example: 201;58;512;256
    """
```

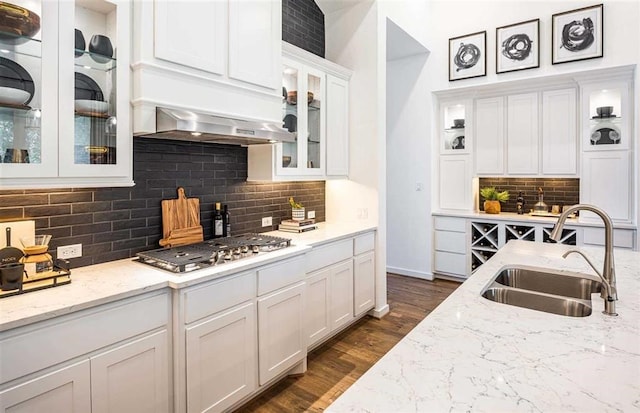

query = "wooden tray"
0;266;71;299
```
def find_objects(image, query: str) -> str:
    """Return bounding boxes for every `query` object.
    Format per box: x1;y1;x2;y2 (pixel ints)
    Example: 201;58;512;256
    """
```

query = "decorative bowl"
19;234;51;255
3;148;29;163
286;91;314;105
88;34;113;63
75;28;85;57
75;99;109;113
596;106;613;117
0;86;30;105
282;156;292;167
453;119;465;128
0;2;40;44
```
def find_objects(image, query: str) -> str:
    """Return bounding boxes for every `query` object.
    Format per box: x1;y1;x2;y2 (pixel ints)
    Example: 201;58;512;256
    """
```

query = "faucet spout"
551;204;618;316
563;249;618;316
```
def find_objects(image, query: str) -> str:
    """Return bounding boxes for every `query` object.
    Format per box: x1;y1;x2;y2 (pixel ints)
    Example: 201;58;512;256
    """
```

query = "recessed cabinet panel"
326;74;349;176
507;92;538;175
228;0;280;89
580;151;631;223
439;155;471;210
542;89;577;175
475;97;504;174
154;0;226;75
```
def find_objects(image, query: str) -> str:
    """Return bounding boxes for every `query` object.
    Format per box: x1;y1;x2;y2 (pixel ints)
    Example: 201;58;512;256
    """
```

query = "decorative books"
278;223;318;233
280;219;315;227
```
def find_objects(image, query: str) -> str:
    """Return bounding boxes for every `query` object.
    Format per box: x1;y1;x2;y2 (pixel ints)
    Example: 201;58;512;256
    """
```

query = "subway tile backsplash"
0;138;325;267
478;177;579;213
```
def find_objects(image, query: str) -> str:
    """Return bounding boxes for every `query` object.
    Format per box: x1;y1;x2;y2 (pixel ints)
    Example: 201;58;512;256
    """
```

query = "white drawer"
305;239;352;273
258;256;306;296
435;231;466;254
434;251;467;277
0;291;169;384
183;271;256;324
354;232;375;255
434;216;466;232
582;228;635;249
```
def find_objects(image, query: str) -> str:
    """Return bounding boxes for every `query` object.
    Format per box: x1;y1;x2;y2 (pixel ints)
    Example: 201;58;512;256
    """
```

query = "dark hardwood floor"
236;274;460;412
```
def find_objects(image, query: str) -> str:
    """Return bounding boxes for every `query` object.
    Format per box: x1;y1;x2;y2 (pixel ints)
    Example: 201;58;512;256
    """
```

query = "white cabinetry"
132;0;282;134
0;361;91;412
353;233;375;316
247;42;351;181
0;0;132;189
305;268;332;347
258;282;306;385
473;88;577;177
91;330;169;413
328;261;355;331
506;92;539;175
433;216;468;278
542;89;577;174
0;291;171;413
438;155;472;210
578;71;634;225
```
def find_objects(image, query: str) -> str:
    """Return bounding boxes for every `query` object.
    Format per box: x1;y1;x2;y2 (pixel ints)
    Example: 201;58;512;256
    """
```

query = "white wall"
423;0;639;91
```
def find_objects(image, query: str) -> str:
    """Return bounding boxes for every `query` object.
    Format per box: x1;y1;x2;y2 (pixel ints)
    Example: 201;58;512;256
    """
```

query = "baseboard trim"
386;266;434;281
370;304;389;319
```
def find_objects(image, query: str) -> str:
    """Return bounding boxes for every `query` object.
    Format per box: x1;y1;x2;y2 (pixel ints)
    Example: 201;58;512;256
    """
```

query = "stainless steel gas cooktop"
135;234;291;273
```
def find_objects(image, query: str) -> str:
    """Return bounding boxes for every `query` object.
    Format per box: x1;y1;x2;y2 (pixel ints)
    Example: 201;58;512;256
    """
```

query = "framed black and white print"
552;4;603;64
449;31;486;81
496;19;539;74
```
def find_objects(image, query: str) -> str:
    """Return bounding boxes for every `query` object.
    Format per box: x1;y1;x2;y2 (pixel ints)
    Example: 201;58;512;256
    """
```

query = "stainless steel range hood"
142;107;295;145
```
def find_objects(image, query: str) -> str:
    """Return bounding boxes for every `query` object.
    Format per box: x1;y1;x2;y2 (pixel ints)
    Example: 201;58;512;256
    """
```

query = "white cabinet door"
353;251;375;317
581;151;631;223
91;330;170;413
542;89;577;175
475;97;504;174
257;282;306;385
228;0;281;89
306;268;332;349
185;302;257;413
439;155;471;210
154;0;226;75
326;74;349;176
330;260;354;330
0;361;90;413
507;92;539;174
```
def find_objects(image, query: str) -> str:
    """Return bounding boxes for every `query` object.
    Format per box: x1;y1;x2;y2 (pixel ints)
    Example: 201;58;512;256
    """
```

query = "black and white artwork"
449;31;486;81
552;4;603;64
496;19;539;74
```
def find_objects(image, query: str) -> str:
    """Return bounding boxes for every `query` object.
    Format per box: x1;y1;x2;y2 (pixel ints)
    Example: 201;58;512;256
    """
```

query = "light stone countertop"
327;240;640;413
433;210;638;230
0;222;376;333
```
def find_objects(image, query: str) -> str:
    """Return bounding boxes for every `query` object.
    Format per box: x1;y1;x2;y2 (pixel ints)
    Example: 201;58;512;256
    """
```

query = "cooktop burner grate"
135;233;291;273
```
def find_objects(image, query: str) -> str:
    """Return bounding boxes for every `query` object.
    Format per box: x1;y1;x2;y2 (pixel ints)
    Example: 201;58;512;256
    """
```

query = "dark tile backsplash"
0;138;325;268
478;177;579;213
283;0;325;57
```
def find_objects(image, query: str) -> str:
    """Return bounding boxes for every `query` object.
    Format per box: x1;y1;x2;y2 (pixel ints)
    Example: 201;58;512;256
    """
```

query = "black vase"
74;29;85;57
89;34;113;63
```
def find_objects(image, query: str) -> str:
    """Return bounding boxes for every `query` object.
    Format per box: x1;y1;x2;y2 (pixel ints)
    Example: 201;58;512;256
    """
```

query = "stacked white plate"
0;86;31;105
74;99;109;113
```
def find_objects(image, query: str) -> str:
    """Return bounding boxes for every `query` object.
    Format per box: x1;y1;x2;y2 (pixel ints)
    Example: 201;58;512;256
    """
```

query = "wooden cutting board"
159;187;203;247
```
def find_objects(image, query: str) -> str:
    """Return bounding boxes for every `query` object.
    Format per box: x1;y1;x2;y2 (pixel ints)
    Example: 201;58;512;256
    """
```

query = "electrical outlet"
308;210;315;219
58;243;82;259
261;216;272;227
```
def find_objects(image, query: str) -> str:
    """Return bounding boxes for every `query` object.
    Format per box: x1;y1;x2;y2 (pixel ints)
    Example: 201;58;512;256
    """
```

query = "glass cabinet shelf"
74;51;116;72
0;34;42;59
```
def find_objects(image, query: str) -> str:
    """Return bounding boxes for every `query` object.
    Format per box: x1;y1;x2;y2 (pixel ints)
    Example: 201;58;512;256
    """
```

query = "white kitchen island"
327;240;640;412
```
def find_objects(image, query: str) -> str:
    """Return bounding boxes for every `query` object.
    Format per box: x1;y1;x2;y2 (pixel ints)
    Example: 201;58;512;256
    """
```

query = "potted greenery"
288;197;305;221
480;187;509;214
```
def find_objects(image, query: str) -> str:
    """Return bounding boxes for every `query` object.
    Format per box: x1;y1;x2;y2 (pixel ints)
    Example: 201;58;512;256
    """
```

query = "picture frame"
552;4;603;65
449;31;486;81
496;19;540;74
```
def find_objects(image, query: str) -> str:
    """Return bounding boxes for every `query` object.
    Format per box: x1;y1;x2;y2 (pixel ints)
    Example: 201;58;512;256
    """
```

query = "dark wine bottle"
213;202;224;238
223;204;231;237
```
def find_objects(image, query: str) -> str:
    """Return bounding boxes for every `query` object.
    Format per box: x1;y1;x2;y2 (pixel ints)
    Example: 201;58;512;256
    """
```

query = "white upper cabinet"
541;88;577;175
154;1;226;75
506;92;538;175
0;0;132;189
247;42;351;181
132;0;283;135
475;97;504;174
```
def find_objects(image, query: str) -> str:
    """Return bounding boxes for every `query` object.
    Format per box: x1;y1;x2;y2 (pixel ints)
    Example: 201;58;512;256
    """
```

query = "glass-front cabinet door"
440;102;468;154
581;79;631;151
276;57;325;177
0;0;131;188
0;1;57;179
58;0;130;182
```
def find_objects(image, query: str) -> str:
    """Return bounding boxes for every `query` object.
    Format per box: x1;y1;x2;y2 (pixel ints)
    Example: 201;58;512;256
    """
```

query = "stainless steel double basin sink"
481;266;602;317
